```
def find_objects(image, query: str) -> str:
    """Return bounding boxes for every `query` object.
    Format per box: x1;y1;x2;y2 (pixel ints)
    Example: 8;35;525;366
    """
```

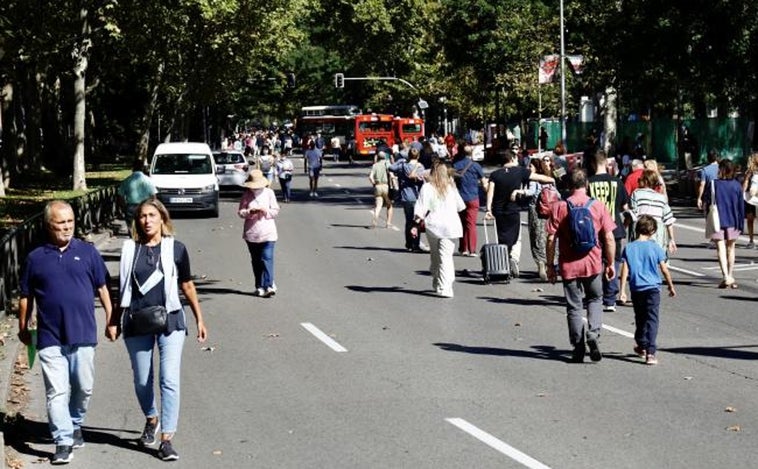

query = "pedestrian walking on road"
390;146;426;252
275;152;295;203
18;200;115;464
618;215;676;365
546;169;616;363
485;149;554;278
741;152;758;248
304;140;323;197
411;159;466;298
368;150;395;229
239;169;280;297
115;198;208;461
118;159;157;235
588;149;630;311
452;144;487;257
703;159;744;288
524;155;554;280
628;170;677;257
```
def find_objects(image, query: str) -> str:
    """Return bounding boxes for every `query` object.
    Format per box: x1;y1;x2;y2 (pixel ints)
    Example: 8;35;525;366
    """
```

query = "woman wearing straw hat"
238;169;280;297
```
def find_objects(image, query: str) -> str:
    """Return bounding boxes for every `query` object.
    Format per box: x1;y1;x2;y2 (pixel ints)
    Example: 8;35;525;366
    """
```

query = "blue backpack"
566;199;597;254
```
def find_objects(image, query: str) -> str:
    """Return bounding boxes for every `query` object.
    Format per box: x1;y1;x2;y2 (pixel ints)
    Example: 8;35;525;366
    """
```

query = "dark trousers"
603;237;625;306
403;201;420;250
632;289;661;354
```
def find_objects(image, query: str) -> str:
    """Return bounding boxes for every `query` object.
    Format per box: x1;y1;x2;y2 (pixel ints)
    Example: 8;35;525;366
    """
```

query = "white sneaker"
313;192;319;197
603;304;616;312
253;288;265;297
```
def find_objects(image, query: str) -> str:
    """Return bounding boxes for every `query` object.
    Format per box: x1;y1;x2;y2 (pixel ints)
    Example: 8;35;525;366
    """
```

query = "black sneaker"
571;344;586;363
72;429;85;449
587;337;603;362
139;419;160;447
51;445;74;464
158;440;180;461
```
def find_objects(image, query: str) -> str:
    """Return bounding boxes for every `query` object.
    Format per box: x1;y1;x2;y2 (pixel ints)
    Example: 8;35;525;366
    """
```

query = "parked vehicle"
213;150;249;190
149;142;219;217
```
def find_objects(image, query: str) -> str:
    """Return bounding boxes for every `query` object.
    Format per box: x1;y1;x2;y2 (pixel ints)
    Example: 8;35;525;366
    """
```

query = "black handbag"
127;305;168;336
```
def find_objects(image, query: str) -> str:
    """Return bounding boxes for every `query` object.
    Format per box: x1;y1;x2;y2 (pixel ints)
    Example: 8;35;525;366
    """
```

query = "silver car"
213;151;249;189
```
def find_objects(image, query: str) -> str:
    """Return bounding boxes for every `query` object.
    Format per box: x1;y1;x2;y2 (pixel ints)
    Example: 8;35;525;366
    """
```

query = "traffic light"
286;72;296;89
334;73;344;88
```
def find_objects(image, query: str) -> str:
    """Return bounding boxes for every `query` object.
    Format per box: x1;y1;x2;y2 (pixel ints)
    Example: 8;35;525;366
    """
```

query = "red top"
547;189;616;280
624;168;644;196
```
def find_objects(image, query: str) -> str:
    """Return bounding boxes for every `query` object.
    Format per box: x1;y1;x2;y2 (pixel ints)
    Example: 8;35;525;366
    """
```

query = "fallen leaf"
726;425;741;432
367;257;374;261
531;288;544;292
683;376;694;381
212;450;223;456
514;322;522;327
264;333;280;338
536;392;547;398
201;346;216;352
725;406;737;413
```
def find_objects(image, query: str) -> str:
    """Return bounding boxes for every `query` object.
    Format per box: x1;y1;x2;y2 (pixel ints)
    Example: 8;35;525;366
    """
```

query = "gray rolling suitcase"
480;217;510;284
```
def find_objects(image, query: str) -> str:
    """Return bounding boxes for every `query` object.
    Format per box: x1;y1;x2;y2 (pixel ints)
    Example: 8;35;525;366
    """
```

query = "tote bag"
704;180;720;238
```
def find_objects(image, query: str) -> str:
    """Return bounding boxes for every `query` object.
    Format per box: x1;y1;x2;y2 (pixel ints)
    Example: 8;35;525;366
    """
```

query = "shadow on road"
661;344;758;360
345;285;439;297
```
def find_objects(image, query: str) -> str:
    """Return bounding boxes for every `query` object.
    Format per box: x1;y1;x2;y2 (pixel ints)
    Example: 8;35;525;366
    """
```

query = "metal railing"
0;186;119;318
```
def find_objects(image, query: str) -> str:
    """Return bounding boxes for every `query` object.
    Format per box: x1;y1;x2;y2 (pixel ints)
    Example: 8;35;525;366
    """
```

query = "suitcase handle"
482;216;499;245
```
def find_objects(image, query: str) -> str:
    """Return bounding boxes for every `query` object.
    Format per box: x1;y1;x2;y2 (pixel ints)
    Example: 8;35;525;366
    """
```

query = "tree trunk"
71;5;91;191
136;62;165;162
602;85;618;155
0;82;15;196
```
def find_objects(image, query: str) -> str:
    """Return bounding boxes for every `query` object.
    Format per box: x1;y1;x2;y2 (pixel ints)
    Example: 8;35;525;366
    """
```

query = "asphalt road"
7;159;758;468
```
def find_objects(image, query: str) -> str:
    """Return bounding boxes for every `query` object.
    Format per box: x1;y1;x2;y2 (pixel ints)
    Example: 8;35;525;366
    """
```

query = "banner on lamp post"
539;54;559;84
567;54;585;75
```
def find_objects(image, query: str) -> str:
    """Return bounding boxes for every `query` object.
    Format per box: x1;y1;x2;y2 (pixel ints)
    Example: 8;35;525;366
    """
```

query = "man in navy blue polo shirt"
18;200;114;465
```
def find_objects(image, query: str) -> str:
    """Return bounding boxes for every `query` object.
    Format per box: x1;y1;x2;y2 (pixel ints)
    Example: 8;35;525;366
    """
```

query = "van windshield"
153;154;213;175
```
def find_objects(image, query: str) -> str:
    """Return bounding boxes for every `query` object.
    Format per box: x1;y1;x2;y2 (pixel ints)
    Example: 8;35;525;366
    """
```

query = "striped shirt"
630;187;675;251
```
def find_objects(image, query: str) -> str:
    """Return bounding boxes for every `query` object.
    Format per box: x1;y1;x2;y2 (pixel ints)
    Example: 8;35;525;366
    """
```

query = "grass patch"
0;168;130;230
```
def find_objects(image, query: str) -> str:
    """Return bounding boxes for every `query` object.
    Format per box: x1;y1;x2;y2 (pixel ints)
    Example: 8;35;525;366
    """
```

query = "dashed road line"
668;264;706;277
300;322;348;352
446;418;552;469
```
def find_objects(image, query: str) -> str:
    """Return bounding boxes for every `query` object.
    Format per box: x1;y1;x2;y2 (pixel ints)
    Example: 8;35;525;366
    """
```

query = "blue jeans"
562;274;604;346
246;240;276;289
125;331;185;434
632;289;661;354
279;178;292;201
39;345;95;445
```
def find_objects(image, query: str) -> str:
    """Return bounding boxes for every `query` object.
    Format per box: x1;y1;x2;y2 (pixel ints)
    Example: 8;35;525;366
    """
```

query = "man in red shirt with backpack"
546;169;616;363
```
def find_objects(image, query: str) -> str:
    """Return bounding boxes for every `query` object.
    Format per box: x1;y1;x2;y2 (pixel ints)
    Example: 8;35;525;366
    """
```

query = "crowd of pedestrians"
15;131;758;463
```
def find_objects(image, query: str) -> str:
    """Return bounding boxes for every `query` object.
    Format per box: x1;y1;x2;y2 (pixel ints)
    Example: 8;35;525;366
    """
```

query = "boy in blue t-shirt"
619;214;677;365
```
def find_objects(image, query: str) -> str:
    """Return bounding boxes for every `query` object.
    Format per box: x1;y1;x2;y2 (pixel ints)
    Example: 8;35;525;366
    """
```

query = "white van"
149;142;219;217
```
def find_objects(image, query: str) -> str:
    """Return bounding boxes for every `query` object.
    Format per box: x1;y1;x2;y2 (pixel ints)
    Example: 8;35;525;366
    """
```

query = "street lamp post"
560;0;567;145
439;96;448;136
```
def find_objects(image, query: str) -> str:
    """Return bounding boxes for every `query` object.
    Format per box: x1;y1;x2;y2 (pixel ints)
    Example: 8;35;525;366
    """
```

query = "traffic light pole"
339;76;417;90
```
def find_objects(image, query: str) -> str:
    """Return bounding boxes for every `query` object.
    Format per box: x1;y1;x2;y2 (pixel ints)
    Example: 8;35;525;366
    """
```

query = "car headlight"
200;184;217;193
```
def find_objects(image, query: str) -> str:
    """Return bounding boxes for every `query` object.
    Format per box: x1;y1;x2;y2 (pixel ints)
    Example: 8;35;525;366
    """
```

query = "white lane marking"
446;418;552;469
602;323;634;338
675;222;751;243
300;322;348;352
581;317;635;339
668;264;706;277
703;263;758;271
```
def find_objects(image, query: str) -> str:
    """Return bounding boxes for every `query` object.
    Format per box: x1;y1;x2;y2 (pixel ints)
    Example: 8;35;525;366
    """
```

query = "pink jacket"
238;188;280;242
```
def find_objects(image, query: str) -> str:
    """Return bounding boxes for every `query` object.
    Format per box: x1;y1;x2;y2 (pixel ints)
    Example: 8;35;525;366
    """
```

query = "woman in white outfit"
411;159;465;298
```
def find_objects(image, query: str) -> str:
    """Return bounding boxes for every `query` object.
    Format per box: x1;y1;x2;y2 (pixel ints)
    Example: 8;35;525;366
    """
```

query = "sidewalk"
1;230;116;469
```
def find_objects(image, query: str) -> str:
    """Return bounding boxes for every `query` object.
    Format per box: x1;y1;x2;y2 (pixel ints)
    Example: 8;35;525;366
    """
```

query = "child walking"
619;215;677;365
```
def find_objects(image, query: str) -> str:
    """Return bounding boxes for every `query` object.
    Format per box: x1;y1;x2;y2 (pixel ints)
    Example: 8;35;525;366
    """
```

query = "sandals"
719;278;739;289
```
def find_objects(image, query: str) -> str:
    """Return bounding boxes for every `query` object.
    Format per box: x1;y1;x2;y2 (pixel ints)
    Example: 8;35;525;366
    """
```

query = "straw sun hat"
243;169;270;189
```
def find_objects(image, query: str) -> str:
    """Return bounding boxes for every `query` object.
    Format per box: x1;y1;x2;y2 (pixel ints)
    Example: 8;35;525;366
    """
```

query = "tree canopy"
1;0;756;190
